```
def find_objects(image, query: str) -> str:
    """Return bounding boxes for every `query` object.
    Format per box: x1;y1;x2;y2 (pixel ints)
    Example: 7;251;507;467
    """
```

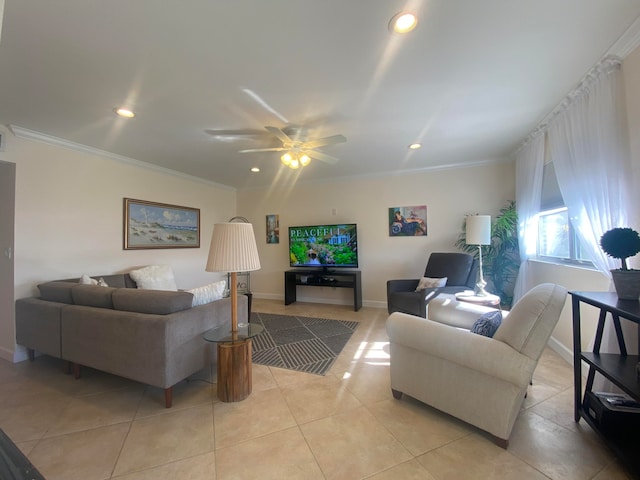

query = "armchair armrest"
386;312;535;386
387;279;419;294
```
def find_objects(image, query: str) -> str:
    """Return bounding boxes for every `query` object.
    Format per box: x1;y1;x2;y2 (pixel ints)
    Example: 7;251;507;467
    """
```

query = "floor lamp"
466;215;491;296
206;220;261;336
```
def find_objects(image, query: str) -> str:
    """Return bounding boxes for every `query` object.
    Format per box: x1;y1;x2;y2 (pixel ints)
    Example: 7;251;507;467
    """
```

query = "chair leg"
73;363;81;379
391;388;403;400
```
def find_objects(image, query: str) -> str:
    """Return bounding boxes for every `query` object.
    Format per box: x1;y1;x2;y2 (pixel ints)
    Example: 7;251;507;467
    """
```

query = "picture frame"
389;205;428;237
123;198;200;249
266;214;280;244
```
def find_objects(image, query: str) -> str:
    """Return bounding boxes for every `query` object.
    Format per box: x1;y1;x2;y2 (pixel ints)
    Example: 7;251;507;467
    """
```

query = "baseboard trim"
547;335;589;377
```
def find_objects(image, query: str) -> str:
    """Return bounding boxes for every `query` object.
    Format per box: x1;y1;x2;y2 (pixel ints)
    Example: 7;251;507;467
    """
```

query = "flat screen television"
289;223;358;271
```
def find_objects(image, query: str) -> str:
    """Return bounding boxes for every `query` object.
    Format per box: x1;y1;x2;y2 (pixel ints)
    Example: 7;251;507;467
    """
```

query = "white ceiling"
1;1;640;189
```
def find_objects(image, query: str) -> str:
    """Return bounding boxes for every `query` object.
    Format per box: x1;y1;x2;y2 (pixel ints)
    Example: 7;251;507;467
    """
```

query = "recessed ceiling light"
389;12;417;34
250;167;260;173
409;143;422;149
114;107;135;118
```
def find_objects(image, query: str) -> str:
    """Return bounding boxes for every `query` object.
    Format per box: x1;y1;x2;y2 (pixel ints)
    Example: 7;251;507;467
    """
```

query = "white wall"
238;161;515;308
2;128;237;361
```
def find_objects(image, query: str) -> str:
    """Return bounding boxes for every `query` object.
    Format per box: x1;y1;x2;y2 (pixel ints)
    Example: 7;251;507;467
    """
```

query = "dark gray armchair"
387;252;479;317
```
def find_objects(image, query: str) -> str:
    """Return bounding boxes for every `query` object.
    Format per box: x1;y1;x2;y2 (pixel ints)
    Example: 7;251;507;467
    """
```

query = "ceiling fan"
234;126;347;169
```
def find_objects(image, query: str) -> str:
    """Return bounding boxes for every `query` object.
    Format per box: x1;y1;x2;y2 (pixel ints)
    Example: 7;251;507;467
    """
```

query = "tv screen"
289;224;358;269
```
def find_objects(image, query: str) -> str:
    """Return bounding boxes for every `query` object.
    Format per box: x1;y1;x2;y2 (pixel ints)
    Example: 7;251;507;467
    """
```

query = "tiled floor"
0;299;634;479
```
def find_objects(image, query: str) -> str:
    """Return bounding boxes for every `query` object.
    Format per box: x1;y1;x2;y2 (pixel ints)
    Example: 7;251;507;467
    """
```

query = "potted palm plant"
600;227;640;300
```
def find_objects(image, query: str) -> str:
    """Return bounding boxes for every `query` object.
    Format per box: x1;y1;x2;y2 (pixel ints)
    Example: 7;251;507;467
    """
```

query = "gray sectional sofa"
14;273;246;407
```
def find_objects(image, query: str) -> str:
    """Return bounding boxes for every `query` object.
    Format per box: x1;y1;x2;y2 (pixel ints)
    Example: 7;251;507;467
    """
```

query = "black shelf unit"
571;291;640;478
284;269;362;311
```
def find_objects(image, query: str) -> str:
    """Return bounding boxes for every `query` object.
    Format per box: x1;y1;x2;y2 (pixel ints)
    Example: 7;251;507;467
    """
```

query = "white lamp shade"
466;215;491;245
206;222;261;272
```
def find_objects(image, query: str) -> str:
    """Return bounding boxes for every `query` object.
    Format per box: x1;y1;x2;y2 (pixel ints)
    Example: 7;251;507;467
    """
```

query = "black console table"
284;269;362;311
571;291;640;476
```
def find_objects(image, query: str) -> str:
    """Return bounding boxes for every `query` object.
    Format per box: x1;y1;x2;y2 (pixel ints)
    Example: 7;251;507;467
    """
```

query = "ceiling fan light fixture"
300;154;311;166
281;152;292;166
289;157;300;169
390;12;417;34
409;143;422;149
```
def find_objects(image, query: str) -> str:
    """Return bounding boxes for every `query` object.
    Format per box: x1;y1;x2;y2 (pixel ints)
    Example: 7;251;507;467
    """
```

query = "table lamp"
466;214;491;296
206;220;261;335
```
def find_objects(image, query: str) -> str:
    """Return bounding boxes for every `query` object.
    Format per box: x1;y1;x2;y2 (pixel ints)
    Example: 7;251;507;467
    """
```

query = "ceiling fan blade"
304;150;339;164
205;129;268;136
302;134;347;149
265;126;294;145
238;147;287;153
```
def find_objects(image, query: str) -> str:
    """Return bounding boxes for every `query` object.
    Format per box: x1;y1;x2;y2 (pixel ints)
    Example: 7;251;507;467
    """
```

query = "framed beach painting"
388;205;428;237
123;198;200;249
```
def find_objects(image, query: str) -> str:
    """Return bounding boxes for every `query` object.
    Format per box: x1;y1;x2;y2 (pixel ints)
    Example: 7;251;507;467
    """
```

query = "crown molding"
607;15;640;58
8;125;236;191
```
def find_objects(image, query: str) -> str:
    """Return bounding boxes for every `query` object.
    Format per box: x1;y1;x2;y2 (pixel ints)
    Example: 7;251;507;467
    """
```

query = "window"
536;163;592;266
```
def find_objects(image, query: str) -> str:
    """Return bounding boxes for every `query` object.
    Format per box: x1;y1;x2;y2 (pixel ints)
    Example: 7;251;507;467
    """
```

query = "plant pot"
610;270;640;300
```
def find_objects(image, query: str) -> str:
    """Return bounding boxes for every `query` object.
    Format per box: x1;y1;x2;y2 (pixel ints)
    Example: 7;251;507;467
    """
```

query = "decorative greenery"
600;227;640;271
455;201;520;307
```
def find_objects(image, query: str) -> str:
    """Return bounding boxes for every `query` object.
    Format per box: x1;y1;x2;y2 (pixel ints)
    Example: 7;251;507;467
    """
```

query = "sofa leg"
164;387;173;408
73;363;81;379
492;436;509;449
391;388;403;400
27;349;35;362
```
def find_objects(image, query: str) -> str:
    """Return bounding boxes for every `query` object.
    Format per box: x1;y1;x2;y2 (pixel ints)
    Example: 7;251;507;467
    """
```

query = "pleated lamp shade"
206;222;261;273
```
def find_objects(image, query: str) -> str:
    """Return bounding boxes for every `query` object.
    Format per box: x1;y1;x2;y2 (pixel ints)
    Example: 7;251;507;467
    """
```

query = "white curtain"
547;55;638;365
547;56;632;275
513;133;544;302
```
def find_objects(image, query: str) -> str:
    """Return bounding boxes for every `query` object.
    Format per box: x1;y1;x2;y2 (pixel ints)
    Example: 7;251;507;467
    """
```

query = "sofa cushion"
72;285;116;309
129;265;178;291
38;281;77;304
187;280;226;307
112;288;193;314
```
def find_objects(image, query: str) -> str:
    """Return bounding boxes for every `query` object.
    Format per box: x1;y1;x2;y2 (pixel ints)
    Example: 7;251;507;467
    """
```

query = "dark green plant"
455;201;520;307
600;227;640;270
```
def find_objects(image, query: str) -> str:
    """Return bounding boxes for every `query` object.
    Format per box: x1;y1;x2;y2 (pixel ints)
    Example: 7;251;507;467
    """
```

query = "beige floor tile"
592;460;635;480
368;398;472;456
44;386;143;437
213;386;296;449
215;426;323;480
341;361;392;405
300;405;412;480
250;363;278;392
281;373;362;424
508;411;613;480
417;434;549;480
135;377;214;418
0;395;72;442
112;452;217;479
113;404;215;476
15;439;39;457
364;459;438;480
264;365;317;388
28;422;130;480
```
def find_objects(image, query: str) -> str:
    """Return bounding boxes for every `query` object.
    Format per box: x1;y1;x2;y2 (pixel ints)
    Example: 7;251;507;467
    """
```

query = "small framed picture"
389;205;427;236
266;214;280;244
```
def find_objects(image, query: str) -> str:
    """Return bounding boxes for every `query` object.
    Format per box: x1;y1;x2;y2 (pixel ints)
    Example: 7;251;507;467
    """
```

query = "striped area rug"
250;312;359;376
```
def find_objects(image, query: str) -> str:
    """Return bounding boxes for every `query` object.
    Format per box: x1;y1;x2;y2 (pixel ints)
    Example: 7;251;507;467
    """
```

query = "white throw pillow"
79;274;109;287
188;280;226;307
129;265;178;291
415;276;447;292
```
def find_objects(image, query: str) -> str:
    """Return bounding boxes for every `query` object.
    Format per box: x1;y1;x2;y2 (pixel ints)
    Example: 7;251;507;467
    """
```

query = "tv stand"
284;269;362;311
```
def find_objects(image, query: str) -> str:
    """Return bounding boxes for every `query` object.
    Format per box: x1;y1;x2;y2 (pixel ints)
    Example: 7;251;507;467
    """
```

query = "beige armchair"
386;283;567;447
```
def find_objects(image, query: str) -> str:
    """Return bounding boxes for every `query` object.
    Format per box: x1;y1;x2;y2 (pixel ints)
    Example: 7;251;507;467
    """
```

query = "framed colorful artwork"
388;205;428;236
266;214;280;244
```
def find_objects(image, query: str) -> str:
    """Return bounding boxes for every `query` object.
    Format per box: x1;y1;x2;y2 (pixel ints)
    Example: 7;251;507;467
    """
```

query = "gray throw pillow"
470;310;503;337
